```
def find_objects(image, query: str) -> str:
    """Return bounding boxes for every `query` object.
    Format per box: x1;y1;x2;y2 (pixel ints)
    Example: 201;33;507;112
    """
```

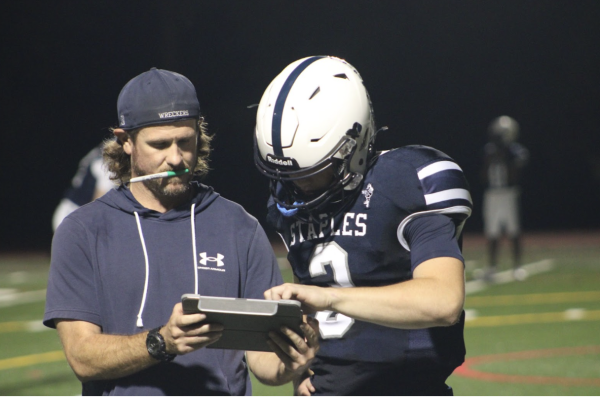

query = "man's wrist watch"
146;326;176;362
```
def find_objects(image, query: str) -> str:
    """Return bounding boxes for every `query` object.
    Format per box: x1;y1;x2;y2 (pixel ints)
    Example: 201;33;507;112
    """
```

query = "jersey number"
309;242;355;339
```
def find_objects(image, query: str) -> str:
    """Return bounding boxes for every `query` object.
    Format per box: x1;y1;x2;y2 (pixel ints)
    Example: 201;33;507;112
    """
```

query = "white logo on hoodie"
198;252;225;271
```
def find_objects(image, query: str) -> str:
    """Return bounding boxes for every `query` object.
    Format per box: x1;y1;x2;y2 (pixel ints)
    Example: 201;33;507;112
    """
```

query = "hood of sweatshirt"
96;179;220;220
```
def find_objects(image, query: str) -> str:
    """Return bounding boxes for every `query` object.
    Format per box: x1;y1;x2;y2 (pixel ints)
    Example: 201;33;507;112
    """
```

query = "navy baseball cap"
117;68;200;130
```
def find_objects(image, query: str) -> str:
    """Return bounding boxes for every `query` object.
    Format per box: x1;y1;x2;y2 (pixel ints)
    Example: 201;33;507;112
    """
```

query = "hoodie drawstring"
191;203;199;295
134;212;150;328
133;205;199;328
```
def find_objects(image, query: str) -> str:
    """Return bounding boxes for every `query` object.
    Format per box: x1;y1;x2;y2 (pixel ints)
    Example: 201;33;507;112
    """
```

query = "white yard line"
0;288;18;296
465;259;555;295
0;289;47;308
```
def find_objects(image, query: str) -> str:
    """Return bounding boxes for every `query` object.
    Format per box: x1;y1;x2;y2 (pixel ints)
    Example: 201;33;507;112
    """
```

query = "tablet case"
181;294;303;352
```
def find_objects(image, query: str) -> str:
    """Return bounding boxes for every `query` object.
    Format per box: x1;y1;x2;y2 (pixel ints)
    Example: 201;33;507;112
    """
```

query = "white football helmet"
254;56;376;217
488;115;520;144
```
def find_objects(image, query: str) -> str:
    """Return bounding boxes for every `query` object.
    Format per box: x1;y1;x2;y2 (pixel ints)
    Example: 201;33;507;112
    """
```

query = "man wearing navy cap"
44;68;318;395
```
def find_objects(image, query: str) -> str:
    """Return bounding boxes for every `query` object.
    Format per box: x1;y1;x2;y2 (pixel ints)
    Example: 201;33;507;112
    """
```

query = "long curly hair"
103;118;212;185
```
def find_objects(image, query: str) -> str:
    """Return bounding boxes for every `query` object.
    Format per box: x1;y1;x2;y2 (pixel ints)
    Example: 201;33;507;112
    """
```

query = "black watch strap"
146;326;176;362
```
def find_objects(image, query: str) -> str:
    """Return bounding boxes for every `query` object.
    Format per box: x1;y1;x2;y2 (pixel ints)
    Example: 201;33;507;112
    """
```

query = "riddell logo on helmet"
158;110;190;119
266;154;294;167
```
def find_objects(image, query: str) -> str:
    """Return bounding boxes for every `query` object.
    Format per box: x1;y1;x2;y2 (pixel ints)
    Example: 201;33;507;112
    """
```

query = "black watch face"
147;333;164;357
148;336;161;353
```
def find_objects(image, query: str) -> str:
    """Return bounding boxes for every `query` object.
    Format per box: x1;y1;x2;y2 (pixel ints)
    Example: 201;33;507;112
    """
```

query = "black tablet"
181;294;303;352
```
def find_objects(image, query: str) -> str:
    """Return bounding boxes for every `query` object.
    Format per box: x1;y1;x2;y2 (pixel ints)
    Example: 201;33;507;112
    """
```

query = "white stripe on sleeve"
424;188;472;205
417;161;462;180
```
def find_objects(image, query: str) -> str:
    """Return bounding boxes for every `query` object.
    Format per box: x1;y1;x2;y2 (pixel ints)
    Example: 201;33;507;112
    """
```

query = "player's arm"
265;257;463;329
246;317;319;387
55;303;223;382
265;214;465;329
327;256;464;328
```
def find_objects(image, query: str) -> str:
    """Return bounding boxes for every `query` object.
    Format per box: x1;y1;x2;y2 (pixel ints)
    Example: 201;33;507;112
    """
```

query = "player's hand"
295;374;315;396
264;283;332;314
267;317;319;383
161;303;224;355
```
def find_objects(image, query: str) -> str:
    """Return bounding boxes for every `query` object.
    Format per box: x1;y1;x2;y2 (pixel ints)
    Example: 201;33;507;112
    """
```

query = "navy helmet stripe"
272;56;325;156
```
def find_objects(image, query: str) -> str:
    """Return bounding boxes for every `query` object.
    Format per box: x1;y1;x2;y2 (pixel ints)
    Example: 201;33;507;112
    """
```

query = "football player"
52;144;114;231
253;56;473;395
481;116;529;281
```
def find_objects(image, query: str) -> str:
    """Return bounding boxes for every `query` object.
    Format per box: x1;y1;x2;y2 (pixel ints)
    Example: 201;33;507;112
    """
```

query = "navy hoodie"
44;181;282;395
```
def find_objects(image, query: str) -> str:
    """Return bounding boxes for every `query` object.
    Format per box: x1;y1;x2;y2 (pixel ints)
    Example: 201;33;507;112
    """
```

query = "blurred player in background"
52;144;114;231
481;116;529;281
44;68;318;395
254;56;472;395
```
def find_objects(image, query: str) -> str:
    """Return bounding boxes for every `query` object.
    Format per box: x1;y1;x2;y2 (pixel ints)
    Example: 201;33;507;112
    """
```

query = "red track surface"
455;346;600;386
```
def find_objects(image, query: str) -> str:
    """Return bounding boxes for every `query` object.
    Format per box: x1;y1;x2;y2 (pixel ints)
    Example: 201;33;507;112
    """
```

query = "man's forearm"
57;322;158;382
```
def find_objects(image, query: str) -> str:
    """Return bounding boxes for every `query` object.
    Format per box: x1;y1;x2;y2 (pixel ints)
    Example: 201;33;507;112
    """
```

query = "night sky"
3;1;600;252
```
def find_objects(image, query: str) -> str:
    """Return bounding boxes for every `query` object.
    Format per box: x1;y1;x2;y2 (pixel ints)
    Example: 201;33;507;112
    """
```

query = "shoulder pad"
376;146;473;251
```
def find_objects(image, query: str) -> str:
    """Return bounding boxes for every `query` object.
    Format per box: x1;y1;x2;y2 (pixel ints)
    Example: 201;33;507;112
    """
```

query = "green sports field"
1;231;599;395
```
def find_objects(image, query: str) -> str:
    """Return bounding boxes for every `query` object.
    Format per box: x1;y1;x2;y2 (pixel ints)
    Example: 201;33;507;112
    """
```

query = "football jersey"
268;145;472;366
483;141;529;189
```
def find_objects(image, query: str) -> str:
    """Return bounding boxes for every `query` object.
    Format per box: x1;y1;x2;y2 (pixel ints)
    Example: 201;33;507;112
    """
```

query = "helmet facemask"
255;130;366;221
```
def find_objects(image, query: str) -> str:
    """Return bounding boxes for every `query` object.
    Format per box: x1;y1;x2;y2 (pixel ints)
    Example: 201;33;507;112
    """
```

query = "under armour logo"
362;183;374;208
199;252;225;267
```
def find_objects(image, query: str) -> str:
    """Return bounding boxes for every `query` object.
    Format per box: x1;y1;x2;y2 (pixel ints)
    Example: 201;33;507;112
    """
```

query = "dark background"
2;0;600;252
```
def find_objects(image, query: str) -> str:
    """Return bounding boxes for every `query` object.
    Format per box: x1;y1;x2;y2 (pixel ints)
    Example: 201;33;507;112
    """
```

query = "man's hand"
264;283;332;314
246;316;320;388
268;317;319;376
161;303;224;355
